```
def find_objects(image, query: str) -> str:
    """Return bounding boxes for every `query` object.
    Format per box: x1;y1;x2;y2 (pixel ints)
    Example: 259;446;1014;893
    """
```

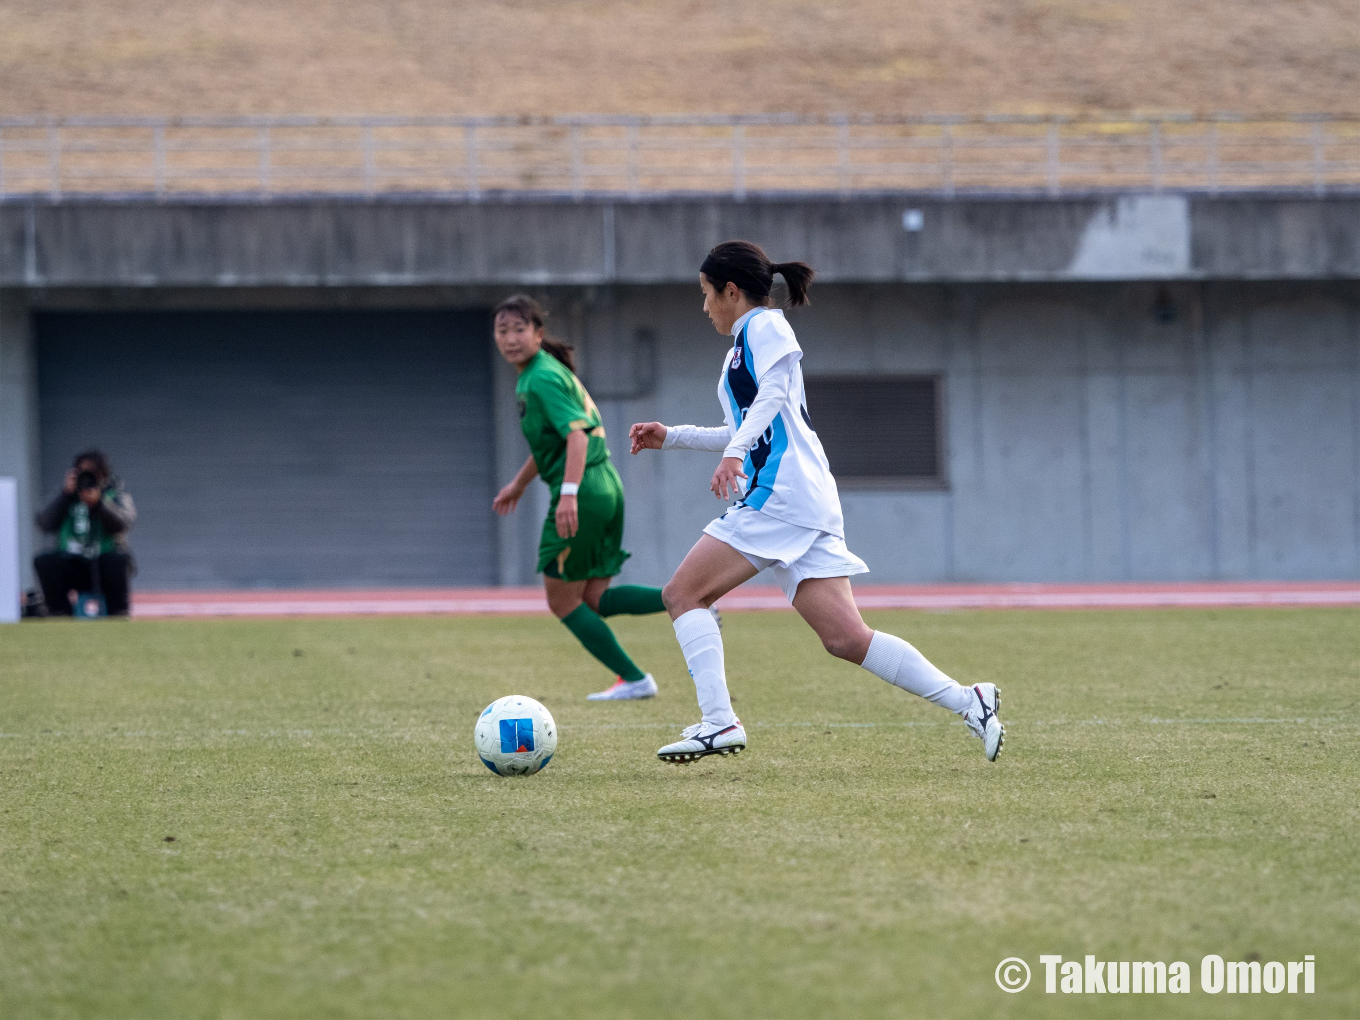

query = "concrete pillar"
0;478;18;621
0;290;38;590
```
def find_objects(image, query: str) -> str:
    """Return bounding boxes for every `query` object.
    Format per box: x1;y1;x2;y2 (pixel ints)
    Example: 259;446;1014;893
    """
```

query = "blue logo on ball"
500;718;535;753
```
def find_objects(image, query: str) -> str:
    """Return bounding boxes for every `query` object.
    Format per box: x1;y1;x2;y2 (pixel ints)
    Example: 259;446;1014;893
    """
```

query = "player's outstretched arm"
493;455;539;515
632;422;733;454
629;421;667;454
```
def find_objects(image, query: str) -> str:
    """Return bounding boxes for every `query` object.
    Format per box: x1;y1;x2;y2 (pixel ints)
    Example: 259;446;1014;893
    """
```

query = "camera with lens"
76;470;101;493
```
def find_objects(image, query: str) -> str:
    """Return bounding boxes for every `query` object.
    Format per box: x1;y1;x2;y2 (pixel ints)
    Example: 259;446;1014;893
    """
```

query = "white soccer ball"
474;695;558;776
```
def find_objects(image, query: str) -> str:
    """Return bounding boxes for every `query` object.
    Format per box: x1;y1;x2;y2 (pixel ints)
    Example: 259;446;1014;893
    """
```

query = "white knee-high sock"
860;631;974;715
673;608;737;729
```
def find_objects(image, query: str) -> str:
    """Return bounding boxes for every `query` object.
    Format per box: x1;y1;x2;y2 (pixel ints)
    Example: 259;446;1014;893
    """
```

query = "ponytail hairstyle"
700;240;815;308
492;294;577;373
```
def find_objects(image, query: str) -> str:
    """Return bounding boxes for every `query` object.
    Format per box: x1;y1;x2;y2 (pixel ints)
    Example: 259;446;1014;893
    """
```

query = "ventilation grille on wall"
803;375;945;488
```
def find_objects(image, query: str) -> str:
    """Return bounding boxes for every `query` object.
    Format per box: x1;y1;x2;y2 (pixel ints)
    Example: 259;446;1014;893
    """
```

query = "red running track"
129;581;1360;618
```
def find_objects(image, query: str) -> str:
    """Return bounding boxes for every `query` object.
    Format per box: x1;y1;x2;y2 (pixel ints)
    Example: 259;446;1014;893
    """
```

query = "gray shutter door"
37;309;496;589
804;376;943;483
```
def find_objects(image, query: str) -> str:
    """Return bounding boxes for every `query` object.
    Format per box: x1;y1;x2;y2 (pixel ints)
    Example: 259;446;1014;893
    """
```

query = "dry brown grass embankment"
1;0;1357;116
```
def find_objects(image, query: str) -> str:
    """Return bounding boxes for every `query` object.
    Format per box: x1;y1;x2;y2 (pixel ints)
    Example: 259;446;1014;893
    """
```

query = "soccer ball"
474;695;557;776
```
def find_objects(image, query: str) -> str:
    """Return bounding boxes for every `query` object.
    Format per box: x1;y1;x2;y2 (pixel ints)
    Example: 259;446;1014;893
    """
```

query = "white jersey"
717;307;844;536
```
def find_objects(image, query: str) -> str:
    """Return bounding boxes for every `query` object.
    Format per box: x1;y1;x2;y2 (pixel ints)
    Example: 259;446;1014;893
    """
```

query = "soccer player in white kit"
629;240;1004;764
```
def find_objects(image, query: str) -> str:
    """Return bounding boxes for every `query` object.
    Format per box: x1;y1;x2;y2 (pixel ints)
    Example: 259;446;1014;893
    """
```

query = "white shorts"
703;504;869;604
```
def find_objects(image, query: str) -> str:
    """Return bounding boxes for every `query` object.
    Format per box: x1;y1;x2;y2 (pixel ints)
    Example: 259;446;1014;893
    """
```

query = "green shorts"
539;460;631;582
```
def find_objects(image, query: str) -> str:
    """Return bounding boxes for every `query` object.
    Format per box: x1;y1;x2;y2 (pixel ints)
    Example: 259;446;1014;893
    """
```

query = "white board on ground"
0;478;19;623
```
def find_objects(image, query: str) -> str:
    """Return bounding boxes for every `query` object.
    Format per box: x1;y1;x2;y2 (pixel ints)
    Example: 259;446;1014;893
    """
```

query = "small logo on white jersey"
731;346;743;369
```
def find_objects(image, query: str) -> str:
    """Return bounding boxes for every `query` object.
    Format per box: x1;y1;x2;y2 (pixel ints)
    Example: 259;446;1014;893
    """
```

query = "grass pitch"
1;607;1357;1019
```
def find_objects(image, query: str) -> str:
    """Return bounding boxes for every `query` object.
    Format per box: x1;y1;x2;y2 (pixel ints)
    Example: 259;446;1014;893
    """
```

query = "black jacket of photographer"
37;477;137;557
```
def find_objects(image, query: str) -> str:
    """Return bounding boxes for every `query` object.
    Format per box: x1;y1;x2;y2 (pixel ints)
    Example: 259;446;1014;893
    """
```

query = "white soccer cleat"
963;682;1004;761
657;720;746;764
587;673;658;701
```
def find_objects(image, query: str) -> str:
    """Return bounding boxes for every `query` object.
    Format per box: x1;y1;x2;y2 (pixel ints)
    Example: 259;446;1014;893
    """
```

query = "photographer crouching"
33;450;137;617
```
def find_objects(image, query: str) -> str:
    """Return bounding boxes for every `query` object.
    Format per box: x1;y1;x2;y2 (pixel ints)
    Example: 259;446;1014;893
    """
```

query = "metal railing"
0;114;1358;200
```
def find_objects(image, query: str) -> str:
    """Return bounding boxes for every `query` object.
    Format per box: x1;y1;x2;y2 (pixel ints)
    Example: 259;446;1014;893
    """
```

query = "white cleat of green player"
587;673;659;701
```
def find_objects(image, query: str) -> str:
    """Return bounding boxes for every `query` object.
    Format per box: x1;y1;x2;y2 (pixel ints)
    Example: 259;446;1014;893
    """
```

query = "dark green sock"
561;603;646;682
596;585;667;617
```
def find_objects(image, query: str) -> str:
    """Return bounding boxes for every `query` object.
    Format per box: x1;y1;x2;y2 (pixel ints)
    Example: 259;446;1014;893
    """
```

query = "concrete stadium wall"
580;281;1360;587
3;192;1359;587
6;279;1358;587
0;291;39;585
3;193;1360;289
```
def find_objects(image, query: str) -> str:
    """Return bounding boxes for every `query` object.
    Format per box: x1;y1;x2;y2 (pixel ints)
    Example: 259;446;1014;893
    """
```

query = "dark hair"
492;294;576;373
73;449;111;481
700;240;815;308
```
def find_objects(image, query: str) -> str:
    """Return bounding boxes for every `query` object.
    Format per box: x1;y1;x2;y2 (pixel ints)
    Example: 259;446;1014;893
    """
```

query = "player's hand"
710;457;748;501
63;469;78;495
629;422;666;454
555;494;579;538
78;488;101;507
492;482;524;516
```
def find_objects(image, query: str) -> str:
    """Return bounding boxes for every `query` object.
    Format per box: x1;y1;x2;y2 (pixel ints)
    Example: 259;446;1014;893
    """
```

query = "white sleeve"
722;352;797;461
662;424;733;452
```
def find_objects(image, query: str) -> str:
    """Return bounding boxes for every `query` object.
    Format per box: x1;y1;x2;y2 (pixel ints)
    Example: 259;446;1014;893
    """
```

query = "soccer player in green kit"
491;295;670;700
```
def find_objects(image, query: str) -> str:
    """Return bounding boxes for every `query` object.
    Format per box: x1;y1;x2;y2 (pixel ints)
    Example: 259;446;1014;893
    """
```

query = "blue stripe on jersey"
743;412;788;510
722;322;787;508
720;371;755;483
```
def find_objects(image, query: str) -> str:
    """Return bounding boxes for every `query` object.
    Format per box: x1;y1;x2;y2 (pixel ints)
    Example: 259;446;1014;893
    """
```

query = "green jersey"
515;349;630;581
516;349;611;492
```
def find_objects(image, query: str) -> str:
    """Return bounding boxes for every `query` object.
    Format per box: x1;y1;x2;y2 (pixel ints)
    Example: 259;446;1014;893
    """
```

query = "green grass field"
2;608;1357;1019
